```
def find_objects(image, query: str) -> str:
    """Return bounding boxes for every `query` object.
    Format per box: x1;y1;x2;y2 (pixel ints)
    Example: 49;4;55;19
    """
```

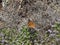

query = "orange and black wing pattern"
28;20;35;28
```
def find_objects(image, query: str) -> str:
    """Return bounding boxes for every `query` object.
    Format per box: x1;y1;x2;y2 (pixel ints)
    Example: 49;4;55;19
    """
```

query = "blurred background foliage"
0;22;60;45
0;26;38;45
0;0;60;45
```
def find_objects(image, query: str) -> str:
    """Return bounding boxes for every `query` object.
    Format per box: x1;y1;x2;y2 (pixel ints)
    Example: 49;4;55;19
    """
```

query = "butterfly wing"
28;21;35;28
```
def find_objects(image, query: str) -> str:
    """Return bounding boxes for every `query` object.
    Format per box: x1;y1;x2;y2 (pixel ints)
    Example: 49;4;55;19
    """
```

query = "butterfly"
28;19;35;28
